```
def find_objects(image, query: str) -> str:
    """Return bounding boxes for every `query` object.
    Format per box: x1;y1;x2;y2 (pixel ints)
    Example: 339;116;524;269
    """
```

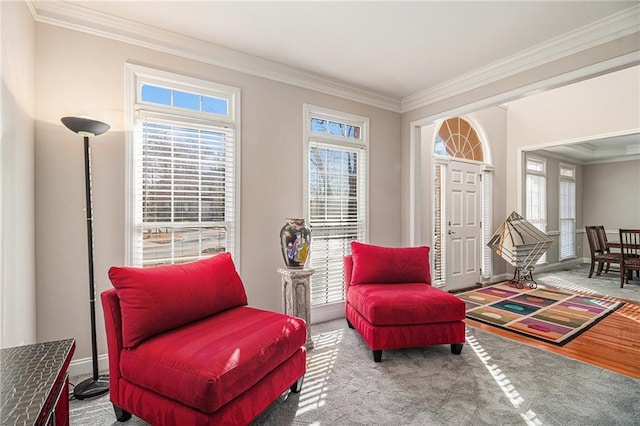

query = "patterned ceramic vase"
280;218;311;268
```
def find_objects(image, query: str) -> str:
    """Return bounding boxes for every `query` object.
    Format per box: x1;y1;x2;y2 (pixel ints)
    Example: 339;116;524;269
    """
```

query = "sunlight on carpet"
295;328;343;416
538;276;599;295
466;329;542;426
539;275;640;324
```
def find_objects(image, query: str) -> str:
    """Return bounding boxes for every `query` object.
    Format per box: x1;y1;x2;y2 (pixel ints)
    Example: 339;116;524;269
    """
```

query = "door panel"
446;162;482;291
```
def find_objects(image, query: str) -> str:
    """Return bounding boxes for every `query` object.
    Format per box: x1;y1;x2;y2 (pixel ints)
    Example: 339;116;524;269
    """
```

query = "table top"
0;339;75;426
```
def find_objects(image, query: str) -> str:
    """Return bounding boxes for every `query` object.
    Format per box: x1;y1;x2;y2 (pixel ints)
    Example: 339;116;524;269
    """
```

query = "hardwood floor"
466;290;640;379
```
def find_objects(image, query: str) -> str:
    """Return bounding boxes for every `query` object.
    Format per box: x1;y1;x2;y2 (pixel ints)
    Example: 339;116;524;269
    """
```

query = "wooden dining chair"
585;226;621;278
619;229;640;288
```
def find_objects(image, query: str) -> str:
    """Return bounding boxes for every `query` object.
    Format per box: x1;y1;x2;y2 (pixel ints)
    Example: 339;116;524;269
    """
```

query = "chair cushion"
347;283;465;326
108;252;247;348
350;241;431;285
624;257;640;267
119;306;306;414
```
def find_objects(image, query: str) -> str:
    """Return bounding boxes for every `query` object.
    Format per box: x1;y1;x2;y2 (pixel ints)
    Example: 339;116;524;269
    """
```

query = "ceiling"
30;1;640;162
534;133;640;165
50;1;637;101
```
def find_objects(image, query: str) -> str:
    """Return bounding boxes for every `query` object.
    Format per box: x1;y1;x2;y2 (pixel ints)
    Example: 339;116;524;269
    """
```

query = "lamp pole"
61;116;110;400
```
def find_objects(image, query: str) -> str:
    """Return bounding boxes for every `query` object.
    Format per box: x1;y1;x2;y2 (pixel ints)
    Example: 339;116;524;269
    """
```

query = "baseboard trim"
311;301;345;325
68;353;109;378
484;258;586;286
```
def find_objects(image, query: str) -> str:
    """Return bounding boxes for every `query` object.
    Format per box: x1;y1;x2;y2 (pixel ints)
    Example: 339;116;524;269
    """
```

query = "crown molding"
29;2;638;115
401;4;640;113
28;0;402;112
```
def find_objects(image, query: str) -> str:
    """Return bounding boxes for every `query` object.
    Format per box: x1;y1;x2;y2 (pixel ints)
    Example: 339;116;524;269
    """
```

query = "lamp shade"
487;211;552;270
61;116;110;137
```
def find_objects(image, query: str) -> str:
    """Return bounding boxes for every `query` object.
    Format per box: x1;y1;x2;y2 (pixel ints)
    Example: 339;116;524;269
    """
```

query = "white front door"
445;161;482;291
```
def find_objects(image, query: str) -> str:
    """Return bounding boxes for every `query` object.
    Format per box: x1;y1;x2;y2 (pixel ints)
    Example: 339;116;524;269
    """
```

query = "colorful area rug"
457;283;624;345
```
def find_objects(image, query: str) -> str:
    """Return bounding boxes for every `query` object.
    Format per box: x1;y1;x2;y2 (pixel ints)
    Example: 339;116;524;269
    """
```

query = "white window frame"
525;156;547;264
559;163;576;260
303;104;369;323
124;64;241;267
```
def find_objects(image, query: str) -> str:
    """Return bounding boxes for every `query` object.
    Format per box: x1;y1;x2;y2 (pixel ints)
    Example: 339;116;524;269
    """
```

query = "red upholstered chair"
102;253;306;425
344;242;466;362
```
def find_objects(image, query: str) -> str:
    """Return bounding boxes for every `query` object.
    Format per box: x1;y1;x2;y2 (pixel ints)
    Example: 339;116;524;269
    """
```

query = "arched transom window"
434;117;483;162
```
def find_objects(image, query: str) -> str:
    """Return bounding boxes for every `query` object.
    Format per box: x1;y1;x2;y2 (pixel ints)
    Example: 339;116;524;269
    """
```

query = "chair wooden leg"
620;266;625;288
346;319;354;329
588;260;595;278
373;350;382;362
604;262;610;274
596;262;604;276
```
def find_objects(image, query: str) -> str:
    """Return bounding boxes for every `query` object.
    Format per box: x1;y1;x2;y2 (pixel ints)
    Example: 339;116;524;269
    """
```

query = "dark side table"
1;338;76;425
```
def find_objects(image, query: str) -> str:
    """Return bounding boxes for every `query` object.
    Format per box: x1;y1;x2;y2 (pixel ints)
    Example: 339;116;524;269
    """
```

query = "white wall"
33;23;401;364
1;1;36;348
506;66;640;214
583;159;640;230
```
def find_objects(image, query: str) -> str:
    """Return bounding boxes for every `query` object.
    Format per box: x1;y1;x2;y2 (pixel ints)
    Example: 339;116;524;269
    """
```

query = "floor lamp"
61;116;111;400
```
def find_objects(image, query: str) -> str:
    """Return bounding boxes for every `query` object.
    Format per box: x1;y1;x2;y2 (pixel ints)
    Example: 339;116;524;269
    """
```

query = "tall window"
559;164;576;260
432;162;445;285
481;169;493;279
304;105;368;308
525;157;547;264
126;65;240;267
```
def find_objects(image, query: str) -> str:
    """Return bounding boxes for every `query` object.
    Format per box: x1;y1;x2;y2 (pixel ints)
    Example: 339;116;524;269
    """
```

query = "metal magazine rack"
487;211;552;288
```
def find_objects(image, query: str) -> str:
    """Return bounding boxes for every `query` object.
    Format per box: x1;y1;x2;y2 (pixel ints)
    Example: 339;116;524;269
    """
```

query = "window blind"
481;170;493;279
526;173;547;264
134;113;236;267
308;140;366;306
559;177;576;260
432;164;445;286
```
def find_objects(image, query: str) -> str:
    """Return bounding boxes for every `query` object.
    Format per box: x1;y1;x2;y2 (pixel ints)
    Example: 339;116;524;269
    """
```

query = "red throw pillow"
108;252;247;348
350;241;431;285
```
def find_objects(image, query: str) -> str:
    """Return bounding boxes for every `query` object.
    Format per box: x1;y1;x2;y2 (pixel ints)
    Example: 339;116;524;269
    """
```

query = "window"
304;105;368;309
432;163;445;286
434;117;483;162
525;157;547;264
559;164;576;260
481;169;493;279
125;64;240;267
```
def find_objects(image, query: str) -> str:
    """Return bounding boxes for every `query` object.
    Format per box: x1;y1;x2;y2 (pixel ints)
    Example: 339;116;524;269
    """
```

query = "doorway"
446;160;482;290
431;117;491;291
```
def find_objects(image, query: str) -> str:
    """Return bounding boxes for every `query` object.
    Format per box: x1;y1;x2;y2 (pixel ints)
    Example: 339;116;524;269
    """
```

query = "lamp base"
74;374;109;400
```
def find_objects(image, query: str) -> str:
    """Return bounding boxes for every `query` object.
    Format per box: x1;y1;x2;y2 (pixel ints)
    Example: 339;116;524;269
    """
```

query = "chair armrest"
101;289;125;404
344;255;353;295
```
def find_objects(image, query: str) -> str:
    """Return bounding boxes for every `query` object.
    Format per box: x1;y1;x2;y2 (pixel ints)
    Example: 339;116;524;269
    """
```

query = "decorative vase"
280;218;311;269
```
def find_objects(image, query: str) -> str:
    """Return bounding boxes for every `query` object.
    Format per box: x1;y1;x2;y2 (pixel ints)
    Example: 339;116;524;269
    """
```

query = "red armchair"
344;242;466;362
102;253;307;425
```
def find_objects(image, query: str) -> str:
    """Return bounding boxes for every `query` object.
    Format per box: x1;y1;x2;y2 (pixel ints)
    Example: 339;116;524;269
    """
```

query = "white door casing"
446;161;482;291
